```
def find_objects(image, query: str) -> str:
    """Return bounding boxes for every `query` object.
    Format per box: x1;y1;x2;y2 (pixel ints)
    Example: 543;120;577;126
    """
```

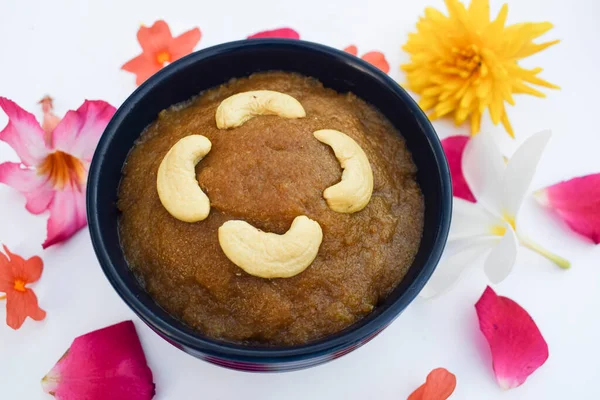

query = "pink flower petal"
535;173;600;244
0;162;55;214
0;97;49;166
441;136;476;202
475;286;549;389
50;100;116;162
247;28;300;39
42;188;87;249
42;321;155;400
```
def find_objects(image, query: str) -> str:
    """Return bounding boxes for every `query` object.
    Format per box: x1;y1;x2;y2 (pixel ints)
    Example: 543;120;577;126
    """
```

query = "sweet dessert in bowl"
88;40;451;371
118;72;424;345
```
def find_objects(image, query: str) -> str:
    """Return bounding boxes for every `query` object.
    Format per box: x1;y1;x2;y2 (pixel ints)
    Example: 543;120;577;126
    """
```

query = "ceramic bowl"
87;39;452;372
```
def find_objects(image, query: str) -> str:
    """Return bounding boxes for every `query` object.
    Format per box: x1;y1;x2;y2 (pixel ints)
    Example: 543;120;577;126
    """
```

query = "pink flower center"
13;279;26;292
38;151;86;190
156;51;171;65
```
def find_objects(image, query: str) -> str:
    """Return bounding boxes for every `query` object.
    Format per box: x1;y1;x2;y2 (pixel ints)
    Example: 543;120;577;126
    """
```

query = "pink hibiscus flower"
0;97;116;248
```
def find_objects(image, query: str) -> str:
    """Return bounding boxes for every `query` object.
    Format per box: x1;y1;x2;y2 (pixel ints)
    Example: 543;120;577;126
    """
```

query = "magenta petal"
0;97;49;166
475;286;549;389
50;100;116;162
247;27;300;39
0;162;55;214
42;321;155;400
536;173;600;244
441;135;476;202
42;188;87;248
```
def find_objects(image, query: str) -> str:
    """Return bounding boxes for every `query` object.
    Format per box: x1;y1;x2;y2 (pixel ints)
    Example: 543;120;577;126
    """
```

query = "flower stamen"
13;279;26;292
518;233;571;269
156;51;171;65
38;151;86;190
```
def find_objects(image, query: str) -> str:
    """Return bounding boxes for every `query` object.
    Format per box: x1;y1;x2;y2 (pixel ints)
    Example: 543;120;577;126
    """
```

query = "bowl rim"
87;39;452;362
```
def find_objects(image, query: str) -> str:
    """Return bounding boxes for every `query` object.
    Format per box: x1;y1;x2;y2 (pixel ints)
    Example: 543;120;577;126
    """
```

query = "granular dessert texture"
118;72;424;345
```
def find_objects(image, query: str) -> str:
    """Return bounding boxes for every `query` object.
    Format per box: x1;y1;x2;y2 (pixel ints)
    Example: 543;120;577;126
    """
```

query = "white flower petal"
483;225;519;284
420;236;495;298
450;198;505;240
462;131;506;214
502;130;552;219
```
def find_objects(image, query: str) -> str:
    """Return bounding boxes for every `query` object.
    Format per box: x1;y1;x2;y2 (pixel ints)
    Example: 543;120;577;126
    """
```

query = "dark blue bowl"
87;39;452;372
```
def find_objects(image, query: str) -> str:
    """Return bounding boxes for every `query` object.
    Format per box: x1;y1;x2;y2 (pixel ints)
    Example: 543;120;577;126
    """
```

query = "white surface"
1;0;599;398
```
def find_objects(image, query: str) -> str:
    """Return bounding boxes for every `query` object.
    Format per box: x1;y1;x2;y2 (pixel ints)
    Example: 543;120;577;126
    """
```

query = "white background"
1;0;599;398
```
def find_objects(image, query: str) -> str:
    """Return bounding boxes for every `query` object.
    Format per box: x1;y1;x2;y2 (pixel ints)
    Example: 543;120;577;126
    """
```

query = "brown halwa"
118;72;424;345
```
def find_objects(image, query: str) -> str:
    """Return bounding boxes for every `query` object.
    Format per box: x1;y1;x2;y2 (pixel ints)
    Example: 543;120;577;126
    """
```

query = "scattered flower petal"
408;368;457;400
247;28;300;39
0;245;45;329
43;187;87;249
51;100;116;163
361;51;390;73
344;45;390;73
122;20;201;86
422;130;569;297
42;321;155;399
441;136;476;202
0;98;48;166
343;45;358;56
475;286;549;389
402;0;559;137
0;97;116;248
535;173;600;244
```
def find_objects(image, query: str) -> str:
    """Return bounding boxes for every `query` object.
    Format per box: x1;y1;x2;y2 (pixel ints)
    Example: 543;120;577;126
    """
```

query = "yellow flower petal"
468;0;490;28
455;107;471;125
419;96;439;111
515;39;560;59
513;81;546;97
435;98;460;117
488;91;503;125
483;4;509;46
470;110;482;135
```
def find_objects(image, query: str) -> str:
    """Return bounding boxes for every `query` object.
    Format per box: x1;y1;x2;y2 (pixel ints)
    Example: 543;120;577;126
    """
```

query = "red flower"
42;321;155;399
0;97;116;248
0;245;45;329
247;27;300;39
535;173;600;243
408;368;456;399
475;286;549;389
441;135;476;202
122;20;202;86
344;45;390;73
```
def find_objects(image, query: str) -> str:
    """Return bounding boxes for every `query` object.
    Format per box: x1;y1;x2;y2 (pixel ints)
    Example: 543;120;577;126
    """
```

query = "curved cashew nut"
215;90;306;129
313;129;373;213
218;216;323;279
157;135;212;222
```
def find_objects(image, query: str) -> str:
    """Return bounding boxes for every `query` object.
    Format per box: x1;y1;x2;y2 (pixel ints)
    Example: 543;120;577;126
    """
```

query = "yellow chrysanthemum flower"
401;0;559;137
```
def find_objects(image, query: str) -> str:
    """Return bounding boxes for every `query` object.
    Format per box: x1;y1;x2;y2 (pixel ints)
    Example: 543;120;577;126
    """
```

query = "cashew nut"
218;216;323;279
313;129;373;213
156;135;212;222
215;90;306;129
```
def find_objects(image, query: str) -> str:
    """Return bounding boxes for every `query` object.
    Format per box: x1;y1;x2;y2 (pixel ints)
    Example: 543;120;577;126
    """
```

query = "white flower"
421;130;569;298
